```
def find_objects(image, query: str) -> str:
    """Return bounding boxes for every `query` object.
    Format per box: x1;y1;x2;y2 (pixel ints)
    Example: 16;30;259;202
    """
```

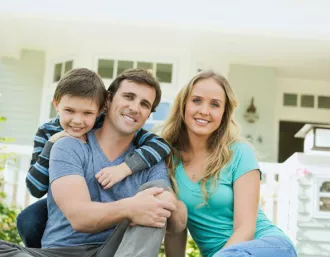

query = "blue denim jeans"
213;236;298;257
16;198;48;248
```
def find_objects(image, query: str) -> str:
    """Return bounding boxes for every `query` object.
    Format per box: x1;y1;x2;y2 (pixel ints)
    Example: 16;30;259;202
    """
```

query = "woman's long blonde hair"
161;70;240;203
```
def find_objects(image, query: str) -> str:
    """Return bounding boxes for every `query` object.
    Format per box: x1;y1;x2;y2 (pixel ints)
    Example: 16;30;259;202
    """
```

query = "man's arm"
52;175;177;233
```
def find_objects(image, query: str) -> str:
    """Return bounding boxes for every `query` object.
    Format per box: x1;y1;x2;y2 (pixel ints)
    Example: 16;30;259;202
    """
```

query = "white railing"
1;144;40;208
1;144;292;234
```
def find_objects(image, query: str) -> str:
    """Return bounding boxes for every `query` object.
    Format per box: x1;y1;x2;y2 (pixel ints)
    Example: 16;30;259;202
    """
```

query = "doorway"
278;121;329;162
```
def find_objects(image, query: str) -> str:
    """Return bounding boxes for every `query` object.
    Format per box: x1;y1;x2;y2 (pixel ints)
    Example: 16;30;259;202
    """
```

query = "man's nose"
128;101;140;113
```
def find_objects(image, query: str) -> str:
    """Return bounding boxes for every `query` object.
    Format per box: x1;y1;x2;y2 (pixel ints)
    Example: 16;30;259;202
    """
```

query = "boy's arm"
125;128;171;173
26;128;52;198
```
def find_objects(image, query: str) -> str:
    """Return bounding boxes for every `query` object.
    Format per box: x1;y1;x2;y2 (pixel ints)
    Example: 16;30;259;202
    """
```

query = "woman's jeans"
213;236;298;257
16;198;48;248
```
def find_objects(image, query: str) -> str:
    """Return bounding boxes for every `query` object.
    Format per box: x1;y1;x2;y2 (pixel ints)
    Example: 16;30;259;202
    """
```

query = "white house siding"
228;64;278;162
0;49;45;145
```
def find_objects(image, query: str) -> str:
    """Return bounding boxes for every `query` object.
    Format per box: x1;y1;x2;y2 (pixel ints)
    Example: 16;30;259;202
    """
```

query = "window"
53;60;74;82
301;95;314;108
98;59;114;79
97;58;174;85
156;63;172;83
117;61;134;75
313;177;330;218
283;93;297;107
143;101;171;131
318;96;330;109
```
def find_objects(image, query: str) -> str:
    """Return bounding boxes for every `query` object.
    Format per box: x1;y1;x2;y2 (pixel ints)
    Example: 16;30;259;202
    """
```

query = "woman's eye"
192;99;201;104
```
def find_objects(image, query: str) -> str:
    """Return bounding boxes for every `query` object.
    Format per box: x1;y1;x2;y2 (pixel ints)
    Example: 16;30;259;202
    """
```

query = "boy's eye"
84;112;93;115
65;109;73;113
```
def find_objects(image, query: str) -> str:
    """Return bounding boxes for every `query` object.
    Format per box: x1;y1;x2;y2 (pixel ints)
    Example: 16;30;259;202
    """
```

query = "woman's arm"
223;169;260;248
165;228;187;257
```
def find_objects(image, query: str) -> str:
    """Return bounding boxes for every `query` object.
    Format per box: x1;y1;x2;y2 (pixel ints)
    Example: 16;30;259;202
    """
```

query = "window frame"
313;176;330;219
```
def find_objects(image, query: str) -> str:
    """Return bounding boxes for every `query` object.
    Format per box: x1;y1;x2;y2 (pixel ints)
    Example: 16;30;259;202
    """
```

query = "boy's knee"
138;180;170;192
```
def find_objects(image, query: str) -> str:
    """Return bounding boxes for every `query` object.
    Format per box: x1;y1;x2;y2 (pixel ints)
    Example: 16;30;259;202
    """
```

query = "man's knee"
138;180;170;192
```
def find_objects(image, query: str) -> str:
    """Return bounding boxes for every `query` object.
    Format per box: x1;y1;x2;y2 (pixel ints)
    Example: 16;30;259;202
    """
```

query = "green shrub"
0;114;22;244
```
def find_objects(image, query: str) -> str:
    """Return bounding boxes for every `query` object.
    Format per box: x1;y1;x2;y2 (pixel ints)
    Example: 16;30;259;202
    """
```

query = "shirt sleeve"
232;142;261;182
49;137;86;183
146;160;172;188
125;128;171;173
26;127;52;198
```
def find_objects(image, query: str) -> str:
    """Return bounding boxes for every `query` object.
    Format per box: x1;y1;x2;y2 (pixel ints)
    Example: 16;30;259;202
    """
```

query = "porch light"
295;124;330;153
244;97;259;123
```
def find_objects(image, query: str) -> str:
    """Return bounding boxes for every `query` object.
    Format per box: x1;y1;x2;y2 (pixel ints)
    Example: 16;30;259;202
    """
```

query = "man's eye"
124;95;133;100
85;112;93;115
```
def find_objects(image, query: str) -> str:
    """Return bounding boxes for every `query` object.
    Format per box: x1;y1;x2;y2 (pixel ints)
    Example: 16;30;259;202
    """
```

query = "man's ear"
52;99;59;113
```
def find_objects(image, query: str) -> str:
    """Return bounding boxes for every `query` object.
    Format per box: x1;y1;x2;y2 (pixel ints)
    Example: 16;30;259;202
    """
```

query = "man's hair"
53;68;107;110
107;68;162;112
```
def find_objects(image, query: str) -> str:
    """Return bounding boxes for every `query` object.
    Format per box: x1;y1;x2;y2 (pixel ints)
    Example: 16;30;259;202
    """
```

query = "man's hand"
95;163;132;189
49;131;70;143
127;187;177;228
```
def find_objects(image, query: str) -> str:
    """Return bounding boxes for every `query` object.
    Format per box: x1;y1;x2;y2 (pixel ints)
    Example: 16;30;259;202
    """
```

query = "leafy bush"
0;114;22;244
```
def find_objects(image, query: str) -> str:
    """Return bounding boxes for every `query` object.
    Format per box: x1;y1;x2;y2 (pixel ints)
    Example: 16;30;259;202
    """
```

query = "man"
0;69;187;257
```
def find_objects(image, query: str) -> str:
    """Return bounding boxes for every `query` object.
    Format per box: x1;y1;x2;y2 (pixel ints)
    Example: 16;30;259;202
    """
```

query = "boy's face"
106;79;156;136
53;95;101;138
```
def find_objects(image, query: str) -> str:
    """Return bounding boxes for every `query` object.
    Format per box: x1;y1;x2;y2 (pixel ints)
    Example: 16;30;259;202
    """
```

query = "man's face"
107;80;156;136
53;95;100;138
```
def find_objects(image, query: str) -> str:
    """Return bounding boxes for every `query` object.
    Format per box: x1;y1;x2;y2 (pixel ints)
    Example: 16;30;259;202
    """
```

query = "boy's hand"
49;131;70;143
95;162;132;189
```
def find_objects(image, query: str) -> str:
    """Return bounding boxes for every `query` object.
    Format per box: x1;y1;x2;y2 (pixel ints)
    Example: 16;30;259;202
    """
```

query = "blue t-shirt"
41;130;170;248
176;141;288;257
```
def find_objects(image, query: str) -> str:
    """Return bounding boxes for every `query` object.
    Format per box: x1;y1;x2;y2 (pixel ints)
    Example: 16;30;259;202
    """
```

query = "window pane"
320;182;330;193
117;60;134;75
283;93;297;106
301;95;314;108
53;63;62;82
49;102;57;118
142;123;154;131
64;60;73;73
156;63;172;83
98;59;114;79
318;96;330;109
153;102;170;120
319;197;330;212
137;62;153;71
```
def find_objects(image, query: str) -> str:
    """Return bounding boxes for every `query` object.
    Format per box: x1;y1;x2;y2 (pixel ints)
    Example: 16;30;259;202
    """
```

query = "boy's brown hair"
107;68;162;112
53;68;107;110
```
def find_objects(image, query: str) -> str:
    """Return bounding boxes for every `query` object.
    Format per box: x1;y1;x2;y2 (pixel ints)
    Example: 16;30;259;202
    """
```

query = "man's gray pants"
0;180;169;257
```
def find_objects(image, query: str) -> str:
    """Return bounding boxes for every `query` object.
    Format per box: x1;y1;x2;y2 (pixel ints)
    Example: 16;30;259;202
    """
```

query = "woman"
162;71;297;257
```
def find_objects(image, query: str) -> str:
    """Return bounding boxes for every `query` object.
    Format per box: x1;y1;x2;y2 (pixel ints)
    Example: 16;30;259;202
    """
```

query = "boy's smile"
53;95;100;138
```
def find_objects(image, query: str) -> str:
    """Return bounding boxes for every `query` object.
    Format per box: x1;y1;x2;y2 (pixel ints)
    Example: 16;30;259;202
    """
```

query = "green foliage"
158;236;201;257
0;113;21;244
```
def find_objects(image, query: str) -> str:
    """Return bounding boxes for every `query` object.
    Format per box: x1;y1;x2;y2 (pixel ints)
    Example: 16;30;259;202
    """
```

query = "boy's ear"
52;99;59;113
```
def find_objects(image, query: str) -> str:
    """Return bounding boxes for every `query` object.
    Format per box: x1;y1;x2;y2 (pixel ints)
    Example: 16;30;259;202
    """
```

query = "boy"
17;68;171;248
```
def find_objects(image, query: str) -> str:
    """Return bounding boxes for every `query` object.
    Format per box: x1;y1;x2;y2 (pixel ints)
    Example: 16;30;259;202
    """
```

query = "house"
1;1;330;255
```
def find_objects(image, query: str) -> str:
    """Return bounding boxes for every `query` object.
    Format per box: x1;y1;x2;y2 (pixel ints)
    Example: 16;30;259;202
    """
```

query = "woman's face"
184;78;226;140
